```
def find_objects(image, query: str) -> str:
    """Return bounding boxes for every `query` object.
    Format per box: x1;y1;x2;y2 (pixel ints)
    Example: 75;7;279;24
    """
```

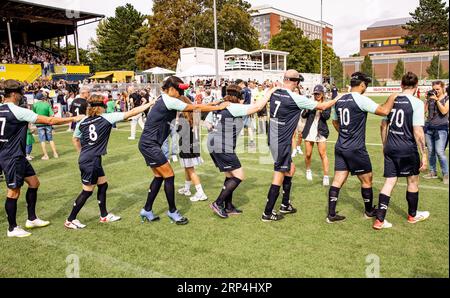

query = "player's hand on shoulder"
74;115;85;122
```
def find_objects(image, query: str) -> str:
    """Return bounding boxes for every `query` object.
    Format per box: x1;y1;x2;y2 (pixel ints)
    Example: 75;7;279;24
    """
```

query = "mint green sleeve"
162;95;188;111
411;97;425;126
10;105;38;123
331;107;338;121
102;112;125;124
73;121;82;139
205;112;214;123
227;103;250;117
287;90;318;110
354;94;379;114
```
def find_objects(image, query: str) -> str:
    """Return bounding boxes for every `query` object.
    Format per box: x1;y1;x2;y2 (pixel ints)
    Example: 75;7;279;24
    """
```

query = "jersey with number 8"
74;113;124;162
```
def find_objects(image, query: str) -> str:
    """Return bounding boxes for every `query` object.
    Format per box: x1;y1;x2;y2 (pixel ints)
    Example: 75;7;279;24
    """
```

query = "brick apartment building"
251;5;333;48
342;18;449;81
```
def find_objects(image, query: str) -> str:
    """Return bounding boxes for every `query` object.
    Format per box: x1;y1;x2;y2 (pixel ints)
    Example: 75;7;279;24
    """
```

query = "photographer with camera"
423;81;449;184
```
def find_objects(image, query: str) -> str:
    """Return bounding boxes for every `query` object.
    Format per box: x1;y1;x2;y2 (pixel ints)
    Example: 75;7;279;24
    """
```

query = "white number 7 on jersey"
0;117;6;136
273;101;281;117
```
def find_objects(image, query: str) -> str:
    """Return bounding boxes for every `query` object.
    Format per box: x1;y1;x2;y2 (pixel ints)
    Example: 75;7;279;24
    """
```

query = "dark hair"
224;84;242;104
162;76;185;96
401;72;418;88
432;80;445;89
350;72;372;88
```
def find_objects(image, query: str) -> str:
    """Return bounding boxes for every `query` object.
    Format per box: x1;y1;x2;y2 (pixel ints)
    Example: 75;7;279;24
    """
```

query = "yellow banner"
54;65;90;74
0;64;42;82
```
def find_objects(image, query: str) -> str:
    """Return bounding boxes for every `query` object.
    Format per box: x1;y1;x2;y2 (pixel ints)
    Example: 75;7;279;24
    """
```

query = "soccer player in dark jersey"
64;95;153;229
205;84;275;218
327;72;398;224
373;72;429;230
262;70;338;222
70;87;90;150
0;80;83;238
139;76;229;225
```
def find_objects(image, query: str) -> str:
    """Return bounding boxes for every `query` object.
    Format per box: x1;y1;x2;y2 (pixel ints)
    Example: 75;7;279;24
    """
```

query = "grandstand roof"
0;0;104;42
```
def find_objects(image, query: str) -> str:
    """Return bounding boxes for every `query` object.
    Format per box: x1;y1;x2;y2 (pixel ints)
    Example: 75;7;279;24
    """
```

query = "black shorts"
270;144;292;172
209;152;241;172
384;153;420;178
257;107;267;117
139;141;168;168
0;156;36;189
335;148;372;176
79;156;105;185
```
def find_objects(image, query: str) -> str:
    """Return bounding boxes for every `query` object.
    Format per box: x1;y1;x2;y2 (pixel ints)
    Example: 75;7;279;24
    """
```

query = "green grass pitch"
0;96;448;278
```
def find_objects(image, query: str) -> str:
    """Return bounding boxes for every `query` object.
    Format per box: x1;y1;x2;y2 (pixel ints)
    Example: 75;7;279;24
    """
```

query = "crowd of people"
0;70;448;237
0;43;75;75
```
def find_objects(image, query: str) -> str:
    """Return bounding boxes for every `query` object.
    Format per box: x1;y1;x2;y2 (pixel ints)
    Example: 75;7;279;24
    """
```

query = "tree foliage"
402;0;449;52
136;0;260;70
268;19;342;85
90;4;145;71
392;60;405;80
426;55;448;79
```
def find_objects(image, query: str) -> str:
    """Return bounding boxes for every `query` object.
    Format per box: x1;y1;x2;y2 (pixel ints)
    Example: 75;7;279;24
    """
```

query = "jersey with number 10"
384;95;424;156
333;93;379;151
74;113;124;162
268;89;317;146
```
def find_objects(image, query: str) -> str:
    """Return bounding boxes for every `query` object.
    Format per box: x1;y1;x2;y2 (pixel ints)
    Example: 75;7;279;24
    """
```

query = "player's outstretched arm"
374;93;399;116
316;98;338;111
380;120;389;146
246;88;279;115
35;114;84;126
123;101;154;120
413;126;428;172
183;101;230;113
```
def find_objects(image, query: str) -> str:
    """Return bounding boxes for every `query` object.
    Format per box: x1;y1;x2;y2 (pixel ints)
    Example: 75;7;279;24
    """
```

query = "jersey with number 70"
268;89;317;146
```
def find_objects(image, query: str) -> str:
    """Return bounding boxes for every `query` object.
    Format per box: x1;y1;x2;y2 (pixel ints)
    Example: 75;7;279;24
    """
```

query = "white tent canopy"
143;67;175;75
224;48;250;56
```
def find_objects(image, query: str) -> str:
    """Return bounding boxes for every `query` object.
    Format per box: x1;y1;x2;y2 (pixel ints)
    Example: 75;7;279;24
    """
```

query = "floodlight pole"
320;0;323;84
7;21;14;60
213;0;220;87
74;23;80;64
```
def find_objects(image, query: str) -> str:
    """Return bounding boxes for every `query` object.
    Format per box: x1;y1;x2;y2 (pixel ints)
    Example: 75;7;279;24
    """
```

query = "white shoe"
172;155;178;162
408;211;430;224
66;129;73;132
64;219;86;230
7;226;32;238
41;155;49;160
178;188;191;196
190;192;208;202
373;219;393;230
297;147;303;155
100;213;121;223
26;155;33;161
306;170;313;181
25;218;50;229
291;150;297;158
128;137;136;140
323;176;330;186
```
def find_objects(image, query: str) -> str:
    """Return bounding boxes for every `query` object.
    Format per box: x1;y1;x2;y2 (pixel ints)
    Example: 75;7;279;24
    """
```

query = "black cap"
313;85;325;94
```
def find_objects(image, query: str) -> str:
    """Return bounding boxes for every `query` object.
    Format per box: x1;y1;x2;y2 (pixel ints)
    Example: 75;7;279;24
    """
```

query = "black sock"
328;186;340;217
5;198;17;232
264;184;281;215
216;177;242;207
144;177;164;211
281;176;293;206
406;191;419;217
164;176;177;213
361;187;374;212
68;190;93;221
376;193;391;222
97;183;108;218
26;188;38;221
223;178;233;209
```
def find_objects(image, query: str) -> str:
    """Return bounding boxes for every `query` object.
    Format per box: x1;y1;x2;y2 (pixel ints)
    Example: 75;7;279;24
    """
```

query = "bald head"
285;69;300;79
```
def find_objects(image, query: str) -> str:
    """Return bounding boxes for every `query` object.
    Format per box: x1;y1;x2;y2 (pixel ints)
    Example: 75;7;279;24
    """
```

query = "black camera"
427;90;437;97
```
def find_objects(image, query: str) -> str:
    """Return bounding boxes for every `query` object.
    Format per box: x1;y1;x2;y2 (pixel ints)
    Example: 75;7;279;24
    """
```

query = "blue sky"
25;0;449;57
